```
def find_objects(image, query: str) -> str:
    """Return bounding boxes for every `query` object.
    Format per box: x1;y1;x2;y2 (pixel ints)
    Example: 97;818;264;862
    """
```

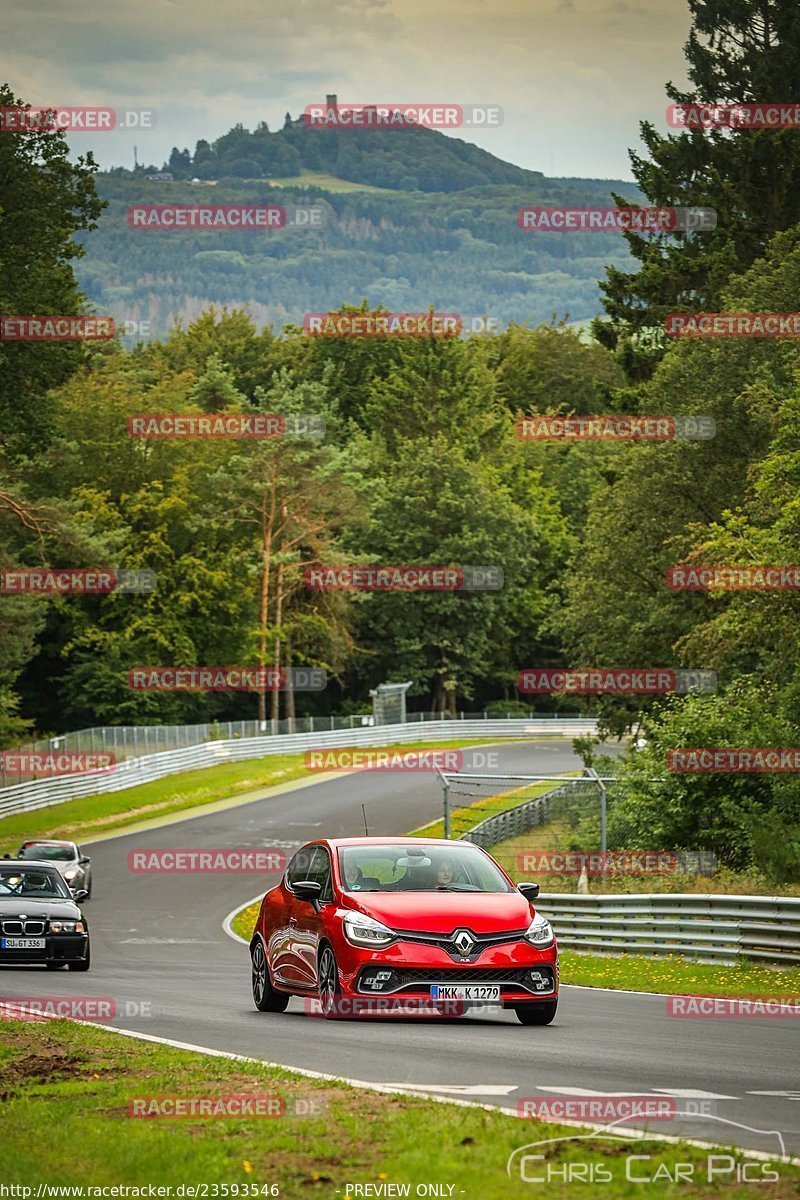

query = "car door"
76;845;91;891
274;845;317;986
291;845;333;988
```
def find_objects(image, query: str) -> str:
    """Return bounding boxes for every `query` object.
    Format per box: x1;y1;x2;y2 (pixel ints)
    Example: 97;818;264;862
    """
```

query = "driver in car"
24;872;52;894
436;859;456;887
343;861;365;890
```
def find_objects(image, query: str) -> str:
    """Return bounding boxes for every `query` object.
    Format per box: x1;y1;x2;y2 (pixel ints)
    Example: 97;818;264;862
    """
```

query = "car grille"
396;928;530;962
395;967;544;988
1;919;45;936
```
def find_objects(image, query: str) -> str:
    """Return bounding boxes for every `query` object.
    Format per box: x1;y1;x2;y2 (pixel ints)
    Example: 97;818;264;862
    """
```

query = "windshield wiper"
436;884;481;892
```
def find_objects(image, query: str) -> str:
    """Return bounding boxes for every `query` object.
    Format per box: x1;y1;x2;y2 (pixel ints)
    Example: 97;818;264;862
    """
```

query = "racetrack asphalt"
1;739;797;1160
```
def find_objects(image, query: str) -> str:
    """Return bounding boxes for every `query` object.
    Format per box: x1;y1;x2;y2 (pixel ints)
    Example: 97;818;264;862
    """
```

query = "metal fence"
0;717;598;820
456;779;597;847
1;710;590;786
535;892;800;965
451;781;794;964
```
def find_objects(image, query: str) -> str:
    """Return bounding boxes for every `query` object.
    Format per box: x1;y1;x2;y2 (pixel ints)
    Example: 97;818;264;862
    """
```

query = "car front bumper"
0;934;89;966
331;932;558;1007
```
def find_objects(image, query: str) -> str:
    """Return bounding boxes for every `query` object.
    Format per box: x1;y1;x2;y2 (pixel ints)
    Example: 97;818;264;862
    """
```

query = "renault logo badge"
453;929;475;957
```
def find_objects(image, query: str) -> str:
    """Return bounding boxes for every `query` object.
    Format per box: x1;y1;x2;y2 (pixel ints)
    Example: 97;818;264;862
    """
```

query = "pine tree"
594;0;800;380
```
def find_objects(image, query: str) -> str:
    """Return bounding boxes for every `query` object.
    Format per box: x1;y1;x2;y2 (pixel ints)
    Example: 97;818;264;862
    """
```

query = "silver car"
16;840;92;898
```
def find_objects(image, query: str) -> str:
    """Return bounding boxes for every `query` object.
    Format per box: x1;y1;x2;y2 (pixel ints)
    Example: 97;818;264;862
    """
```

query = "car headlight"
49;920;84;934
525;913;554;947
63;868;79;881
342;912;395;948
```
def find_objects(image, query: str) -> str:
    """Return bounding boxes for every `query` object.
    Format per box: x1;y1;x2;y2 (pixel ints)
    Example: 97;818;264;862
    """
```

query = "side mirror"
518;882;540;901
72;889;89;902
290;880;322;907
79;857;90;865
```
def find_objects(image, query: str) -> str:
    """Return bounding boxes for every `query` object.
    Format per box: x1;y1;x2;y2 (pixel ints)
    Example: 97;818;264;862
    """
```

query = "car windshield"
18;843;75;862
0;868;71;899
338;845;513;893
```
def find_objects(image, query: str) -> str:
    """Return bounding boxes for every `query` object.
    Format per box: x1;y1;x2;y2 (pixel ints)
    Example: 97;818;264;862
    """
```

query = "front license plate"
430;985;500;1002
1;937;45;949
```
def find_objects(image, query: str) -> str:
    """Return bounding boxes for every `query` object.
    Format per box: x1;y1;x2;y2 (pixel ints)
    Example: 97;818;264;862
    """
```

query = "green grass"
560;951;800;996
410;778;564;840
267;170;400;193
0;738;520;853
231;898;262;941
1;1019;795;1196
492;824;800;897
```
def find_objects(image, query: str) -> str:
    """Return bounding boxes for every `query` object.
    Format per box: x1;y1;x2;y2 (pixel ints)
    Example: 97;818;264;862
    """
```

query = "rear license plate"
430;985;500;1001
1;937;45;949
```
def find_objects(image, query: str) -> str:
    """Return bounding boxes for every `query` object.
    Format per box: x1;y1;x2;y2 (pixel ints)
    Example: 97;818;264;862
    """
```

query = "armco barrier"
535;892;800;965
460;782;580;847
0;718;597;820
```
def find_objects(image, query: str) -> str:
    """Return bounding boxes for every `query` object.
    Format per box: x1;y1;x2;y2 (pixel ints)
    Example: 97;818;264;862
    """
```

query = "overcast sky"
1;0;693;179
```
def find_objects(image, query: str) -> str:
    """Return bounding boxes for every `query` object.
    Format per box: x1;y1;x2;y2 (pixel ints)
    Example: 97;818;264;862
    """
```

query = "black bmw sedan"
0;861;90;971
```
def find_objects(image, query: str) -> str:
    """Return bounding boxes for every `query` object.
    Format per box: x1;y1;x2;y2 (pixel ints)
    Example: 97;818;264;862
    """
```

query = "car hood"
0;899;82;919
344;890;533;934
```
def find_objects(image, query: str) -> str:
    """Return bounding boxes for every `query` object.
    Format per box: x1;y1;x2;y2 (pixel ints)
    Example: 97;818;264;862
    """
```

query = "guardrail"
1;709;592;779
535;892;800;965
460;782;581;848
459;785;792;964
0;717;598;820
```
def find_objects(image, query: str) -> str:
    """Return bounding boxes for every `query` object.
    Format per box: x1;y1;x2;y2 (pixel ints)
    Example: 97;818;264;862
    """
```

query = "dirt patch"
8;1047;87;1083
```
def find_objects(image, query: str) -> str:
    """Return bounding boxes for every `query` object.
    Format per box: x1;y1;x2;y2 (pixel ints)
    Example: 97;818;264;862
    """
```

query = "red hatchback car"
250;836;558;1024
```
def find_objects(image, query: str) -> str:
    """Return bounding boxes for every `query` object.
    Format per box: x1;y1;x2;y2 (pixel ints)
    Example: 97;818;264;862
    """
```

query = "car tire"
318;944;342;1019
46;961;66;970
251;940;289;1012
515;999;558;1025
68;947;90;972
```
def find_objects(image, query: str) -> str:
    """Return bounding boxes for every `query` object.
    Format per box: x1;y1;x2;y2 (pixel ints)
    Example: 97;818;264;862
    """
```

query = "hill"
76;113;642;339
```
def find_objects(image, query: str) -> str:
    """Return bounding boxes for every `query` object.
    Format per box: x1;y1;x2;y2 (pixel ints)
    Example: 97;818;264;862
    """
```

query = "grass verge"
559;951;800;996
0;738;517;853
493;824;800;897
409;779;562;840
1;1018;795;1196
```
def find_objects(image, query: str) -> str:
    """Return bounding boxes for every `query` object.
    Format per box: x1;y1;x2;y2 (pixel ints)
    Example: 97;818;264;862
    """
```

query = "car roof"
20;839;76;848
324;836;480;848
1;858;62;871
